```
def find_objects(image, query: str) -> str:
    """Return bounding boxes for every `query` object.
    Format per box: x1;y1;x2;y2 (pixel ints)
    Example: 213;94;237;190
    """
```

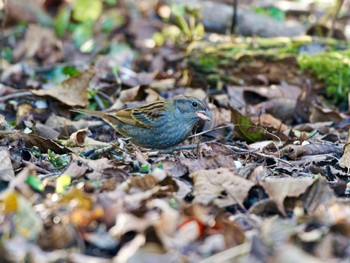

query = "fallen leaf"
254;114;289;132
261;177;315;215
64;128;91;147
59;187;93;210
13;24;61;65
0;149;15;182
45;113;91;136
310;103;346;123
56;174;71;193
2;191;43;240
31;67;94;107
190;168;254;208
339;128;350;170
18;132;70;154
230;106;265;143
26;175;44;192
62;161;89;179
6;0;52;26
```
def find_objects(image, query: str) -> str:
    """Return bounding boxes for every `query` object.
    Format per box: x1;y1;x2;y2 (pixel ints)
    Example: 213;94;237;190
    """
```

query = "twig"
148;144;200;156
0;91;32;102
224;144;292;166
230;0;238;34
22;160;50;175
328;0;345;38
82;139;130;160
93;94;105;110
97;90;114;105
38;171;62;180
32;61;85;73
188;123;234;138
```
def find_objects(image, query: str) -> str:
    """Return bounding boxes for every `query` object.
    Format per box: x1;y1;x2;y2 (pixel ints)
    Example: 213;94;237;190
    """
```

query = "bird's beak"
196;110;211;121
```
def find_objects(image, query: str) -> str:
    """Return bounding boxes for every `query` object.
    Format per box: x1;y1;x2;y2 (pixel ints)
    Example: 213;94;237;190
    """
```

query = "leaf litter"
2;0;350;262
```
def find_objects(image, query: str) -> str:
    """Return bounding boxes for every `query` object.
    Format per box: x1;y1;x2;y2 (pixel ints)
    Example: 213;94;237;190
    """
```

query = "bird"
72;96;212;149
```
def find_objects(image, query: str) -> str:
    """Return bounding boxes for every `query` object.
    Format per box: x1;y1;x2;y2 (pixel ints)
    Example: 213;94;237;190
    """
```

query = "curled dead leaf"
31;67;95;107
64;128;91;147
0;149;15;182
261;177;315;216
190;168;254;208
339;128;350;171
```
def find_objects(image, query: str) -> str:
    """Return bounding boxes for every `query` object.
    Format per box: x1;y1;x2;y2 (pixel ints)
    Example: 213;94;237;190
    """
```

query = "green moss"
297;49;350;104
187;37;350;105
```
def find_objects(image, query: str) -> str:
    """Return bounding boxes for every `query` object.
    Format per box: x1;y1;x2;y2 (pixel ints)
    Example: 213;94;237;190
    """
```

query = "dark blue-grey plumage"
73;96;211;149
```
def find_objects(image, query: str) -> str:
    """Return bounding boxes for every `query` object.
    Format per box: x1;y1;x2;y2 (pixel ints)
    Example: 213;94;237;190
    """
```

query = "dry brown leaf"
129;174;158;190
314;199;350;227
147;199;179;237
261;177;315;215
110;86;161;111
37;221;75;250
190;168;254;208
32;122;60;140
281;143;343;160
246;165;266;183
64;128;91;147
260;216;296;249
326;201;350;225
63;161;89;179
253;113;289;132
73;155;114;173
310;103;346;123
216;214;245;247
302;178;336;215
0;149;15;182
13;24;61;64
339;128;350;171
171;145;237;176
6;0;52;25
31;67;94;107
45;114;91;136
254;98;297;120
295;80;317;122
0;131;70;154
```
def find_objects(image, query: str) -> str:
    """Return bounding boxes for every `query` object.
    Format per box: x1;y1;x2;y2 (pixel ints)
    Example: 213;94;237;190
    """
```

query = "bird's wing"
114;101;167;128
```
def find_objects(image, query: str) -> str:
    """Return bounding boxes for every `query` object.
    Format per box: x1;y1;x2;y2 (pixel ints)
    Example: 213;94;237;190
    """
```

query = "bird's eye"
192;101;198;107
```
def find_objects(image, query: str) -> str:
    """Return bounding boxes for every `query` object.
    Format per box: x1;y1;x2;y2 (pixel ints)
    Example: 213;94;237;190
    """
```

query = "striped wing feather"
114;101;166;128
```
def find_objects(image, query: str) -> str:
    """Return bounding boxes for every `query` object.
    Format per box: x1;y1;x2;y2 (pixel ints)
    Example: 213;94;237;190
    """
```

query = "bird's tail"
71;109;107;119
71;109;120;129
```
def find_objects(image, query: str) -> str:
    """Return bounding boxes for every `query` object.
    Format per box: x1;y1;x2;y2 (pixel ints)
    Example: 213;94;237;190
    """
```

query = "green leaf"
47;150;71;169
26;175;45;192
54;5;72;37
62;66;81;77
230;106;265;143
254;6;285;22
2;47;12;63
193;23;205;38
153;32;165;46
140;164;150;173
157;162;163;169
104;0;117;5
72;0;103;22
56;174;71;194
72;21;94;51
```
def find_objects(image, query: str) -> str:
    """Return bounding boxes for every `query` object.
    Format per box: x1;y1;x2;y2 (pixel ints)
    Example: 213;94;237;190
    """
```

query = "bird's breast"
119;114;195;149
